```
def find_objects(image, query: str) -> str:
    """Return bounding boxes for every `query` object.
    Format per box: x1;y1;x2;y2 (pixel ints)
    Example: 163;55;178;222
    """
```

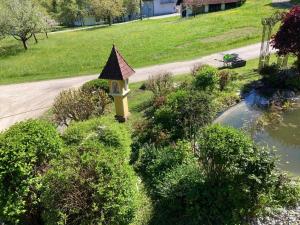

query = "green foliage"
195;125;300;223
42;116;137;225
62;117;131;158
135;125;300;225
0;120;62;224
53;88;111;126
135;141;193;192
193;65;219;91
154;90;216;141
145;73;174;97
91;0;123;25
0;0;47;49
218;69;237;91
82;79;110;94
41;144;138;225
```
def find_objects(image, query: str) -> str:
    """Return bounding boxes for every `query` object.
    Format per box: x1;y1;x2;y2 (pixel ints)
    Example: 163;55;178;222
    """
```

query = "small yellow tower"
99;45;135;122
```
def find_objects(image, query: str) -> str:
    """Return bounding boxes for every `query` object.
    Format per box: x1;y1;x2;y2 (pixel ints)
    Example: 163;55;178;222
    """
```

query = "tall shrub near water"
0;120;62;225
272;6;300;74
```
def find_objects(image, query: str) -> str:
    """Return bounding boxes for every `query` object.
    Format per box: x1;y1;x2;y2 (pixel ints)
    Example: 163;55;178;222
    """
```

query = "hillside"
0;0;277;84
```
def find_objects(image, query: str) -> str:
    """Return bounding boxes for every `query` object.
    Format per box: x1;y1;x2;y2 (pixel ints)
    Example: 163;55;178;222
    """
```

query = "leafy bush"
154;90;216;142
53;88;111;126
285;73;300;90
218;69;237;91
41;144;138;225
42;116;138;225
146;73;174;97
193;65;219;91
135;141;193;192
82;79;110;94
0;120;62;224
139;125;300;225
195;125;300;223
62;117;131;158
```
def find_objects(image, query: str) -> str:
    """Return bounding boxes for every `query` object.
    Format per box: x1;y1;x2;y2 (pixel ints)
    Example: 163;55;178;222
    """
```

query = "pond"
215;91;300;176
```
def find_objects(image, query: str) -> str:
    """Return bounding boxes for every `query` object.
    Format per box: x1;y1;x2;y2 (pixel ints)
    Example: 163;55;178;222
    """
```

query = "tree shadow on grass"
265;2;293;9
0;43;24;58
81;24;110;32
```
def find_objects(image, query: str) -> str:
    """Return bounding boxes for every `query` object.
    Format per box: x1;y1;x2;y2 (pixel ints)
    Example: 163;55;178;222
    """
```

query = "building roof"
177;0;239;5
99;45;135;80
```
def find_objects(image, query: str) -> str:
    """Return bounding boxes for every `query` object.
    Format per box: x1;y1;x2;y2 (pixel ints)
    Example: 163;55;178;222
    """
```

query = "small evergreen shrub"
0;120;62;224
193;65;219;91
82;79;110;94
41;145;138;225
53;88;111;126
42;117;137;225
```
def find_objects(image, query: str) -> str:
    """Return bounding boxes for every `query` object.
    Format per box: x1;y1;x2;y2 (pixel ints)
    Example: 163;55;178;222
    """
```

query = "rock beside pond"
249;206;300;225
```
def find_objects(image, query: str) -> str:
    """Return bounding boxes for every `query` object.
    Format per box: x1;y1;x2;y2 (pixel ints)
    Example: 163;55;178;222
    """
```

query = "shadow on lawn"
81;24;110;32
0;44;24;58
266;2;293;9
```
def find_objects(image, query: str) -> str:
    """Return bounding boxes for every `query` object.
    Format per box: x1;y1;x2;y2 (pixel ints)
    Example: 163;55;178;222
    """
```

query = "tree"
91;0;124;26
271;6;300;73
123;0;140;20
0;0;46;50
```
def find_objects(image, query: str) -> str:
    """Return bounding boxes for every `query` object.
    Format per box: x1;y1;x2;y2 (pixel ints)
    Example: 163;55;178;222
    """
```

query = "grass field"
0;0;278;84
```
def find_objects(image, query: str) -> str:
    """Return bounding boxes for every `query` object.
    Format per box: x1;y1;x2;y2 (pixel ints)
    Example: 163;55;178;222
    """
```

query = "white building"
142;0;177;17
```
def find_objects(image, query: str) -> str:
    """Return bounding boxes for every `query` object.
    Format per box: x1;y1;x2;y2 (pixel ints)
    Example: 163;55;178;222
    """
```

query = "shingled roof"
177;0;239;5
99;45;135;81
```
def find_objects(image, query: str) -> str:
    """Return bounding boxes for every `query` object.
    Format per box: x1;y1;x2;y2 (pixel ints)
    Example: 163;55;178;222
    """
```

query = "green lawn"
0;0;278;84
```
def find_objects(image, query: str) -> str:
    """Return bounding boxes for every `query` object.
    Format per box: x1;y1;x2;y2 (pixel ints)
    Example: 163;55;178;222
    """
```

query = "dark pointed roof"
99;45;135;80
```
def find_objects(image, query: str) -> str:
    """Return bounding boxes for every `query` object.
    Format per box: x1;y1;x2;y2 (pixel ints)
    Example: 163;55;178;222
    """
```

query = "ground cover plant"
0;0;278;84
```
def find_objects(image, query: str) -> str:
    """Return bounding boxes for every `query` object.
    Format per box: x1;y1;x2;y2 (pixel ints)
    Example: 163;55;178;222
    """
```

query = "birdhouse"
99;45;135;122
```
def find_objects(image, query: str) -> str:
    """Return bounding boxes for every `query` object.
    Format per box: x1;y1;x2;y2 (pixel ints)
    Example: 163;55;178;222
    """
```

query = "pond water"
215;91;300;175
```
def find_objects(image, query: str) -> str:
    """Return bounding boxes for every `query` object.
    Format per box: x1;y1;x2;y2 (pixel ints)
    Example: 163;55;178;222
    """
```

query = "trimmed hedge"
0;120;62;224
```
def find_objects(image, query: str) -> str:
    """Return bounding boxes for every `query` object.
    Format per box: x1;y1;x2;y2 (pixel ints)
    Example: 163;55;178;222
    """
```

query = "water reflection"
215;91;300;175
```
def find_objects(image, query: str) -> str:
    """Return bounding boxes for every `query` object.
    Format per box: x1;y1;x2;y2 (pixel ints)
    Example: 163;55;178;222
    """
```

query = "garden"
1;3;300;225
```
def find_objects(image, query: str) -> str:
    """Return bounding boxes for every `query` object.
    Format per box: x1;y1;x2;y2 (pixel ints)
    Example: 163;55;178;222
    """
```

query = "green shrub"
193;65;219;91
154;90;216;141
151;163;204;225
135;141;193;192
0;120;62;224
259;64;279;76
41;144;138;225
143;125;300;225
53;88;111;126
218;69;237;91
146;73;174;97
82;79;110;94
285;74;300;90
196;125;300;223
62;117;131;158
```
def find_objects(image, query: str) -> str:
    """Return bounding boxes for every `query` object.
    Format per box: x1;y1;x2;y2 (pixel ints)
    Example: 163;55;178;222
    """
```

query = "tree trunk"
140;0;143;20
109;16;112;26
22;39;28;50
45;32;48;39
297;56;300;75
33;33;38;44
